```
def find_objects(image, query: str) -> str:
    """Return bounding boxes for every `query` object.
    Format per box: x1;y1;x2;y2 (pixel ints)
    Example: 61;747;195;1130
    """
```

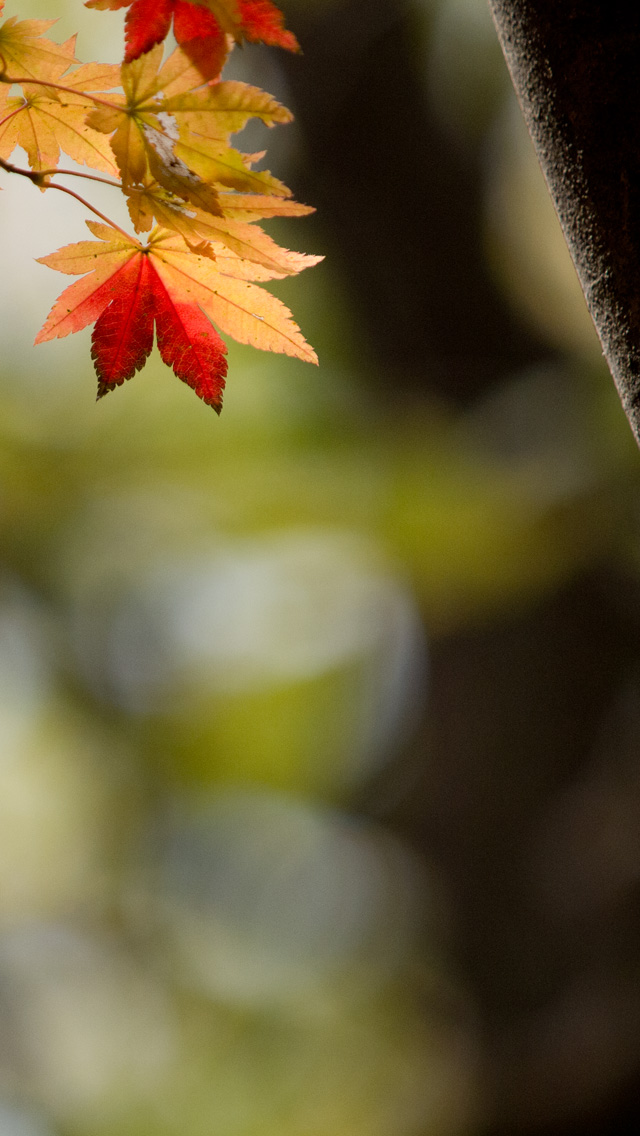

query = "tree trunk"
488;0;640;445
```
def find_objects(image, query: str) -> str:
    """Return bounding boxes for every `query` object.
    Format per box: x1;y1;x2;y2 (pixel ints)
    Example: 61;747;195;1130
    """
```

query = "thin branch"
0;154;136;243
0;72;124;112
41;167;123;189
0;153;46;185
44;181;138;243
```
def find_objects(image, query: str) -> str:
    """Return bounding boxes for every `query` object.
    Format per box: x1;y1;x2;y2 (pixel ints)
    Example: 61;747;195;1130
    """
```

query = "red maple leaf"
239;2;299;51
92;254;228;409
86;0;299;81
36;223;228;410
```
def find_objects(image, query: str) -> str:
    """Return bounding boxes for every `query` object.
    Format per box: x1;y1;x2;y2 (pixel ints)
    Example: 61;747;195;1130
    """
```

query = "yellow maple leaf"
163;80;292;142
85;43;293;205
0;17;77;82
216;194;316;219
123;176;320;279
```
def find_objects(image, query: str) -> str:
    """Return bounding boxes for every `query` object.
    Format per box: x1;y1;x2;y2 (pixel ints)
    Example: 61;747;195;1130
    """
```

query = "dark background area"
282;2;640;1133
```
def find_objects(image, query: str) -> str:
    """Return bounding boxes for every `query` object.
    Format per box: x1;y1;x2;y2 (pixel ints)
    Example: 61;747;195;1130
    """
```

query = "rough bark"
488;0;640;445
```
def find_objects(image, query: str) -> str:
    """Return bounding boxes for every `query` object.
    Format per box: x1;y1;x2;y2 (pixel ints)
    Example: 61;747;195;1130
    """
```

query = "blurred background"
1;2;640;1135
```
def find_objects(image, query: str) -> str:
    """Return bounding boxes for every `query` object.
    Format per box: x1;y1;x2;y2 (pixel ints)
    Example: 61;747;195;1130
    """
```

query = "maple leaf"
0;15;121;176
0;17;77;82
240;1;299;51
0;59;121;176
124;179;322;279
36;222;228;408
85;0;299;79
35;221;318;410
85;43;292;214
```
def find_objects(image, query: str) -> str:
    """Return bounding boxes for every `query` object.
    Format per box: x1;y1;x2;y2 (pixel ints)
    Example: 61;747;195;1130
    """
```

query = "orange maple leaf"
35;221;318;411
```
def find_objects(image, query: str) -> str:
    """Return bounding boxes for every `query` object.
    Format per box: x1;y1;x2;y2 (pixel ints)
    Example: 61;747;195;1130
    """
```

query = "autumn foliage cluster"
0;0;319;411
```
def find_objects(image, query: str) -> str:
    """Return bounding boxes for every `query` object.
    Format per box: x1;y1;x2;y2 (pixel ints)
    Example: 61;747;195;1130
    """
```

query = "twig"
41;167;123;189
0;154;136;243
0;71;124;113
